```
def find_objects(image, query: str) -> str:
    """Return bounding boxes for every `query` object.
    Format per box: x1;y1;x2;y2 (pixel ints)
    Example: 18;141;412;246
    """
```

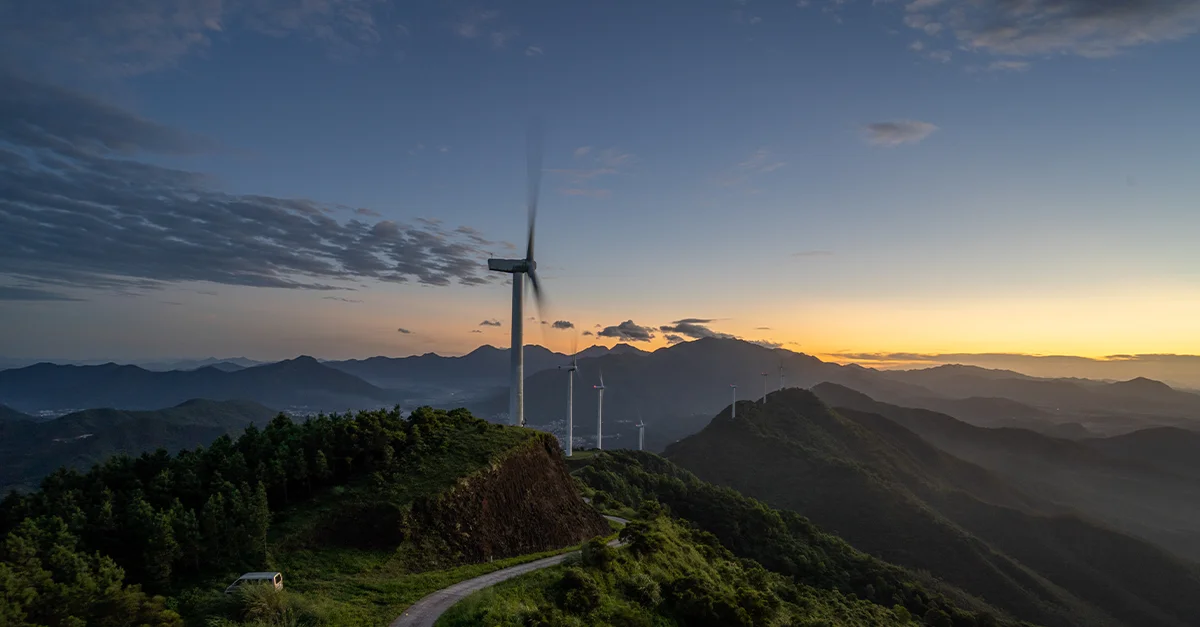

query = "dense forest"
0;406;511;625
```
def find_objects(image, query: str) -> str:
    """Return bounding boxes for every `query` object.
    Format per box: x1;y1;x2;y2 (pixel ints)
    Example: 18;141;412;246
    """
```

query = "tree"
246;482;271;561
313;450;332;486
170;502;202;573
924;607;953;627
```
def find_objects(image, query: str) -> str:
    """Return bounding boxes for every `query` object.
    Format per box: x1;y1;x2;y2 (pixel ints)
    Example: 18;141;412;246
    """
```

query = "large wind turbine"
558;350;578;456
730;384;737;418
594;372;606;449
761;372;769;403
487;123;545;427
636;419;645;451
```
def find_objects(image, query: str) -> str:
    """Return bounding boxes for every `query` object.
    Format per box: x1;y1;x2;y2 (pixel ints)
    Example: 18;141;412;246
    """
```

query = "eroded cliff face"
406;433;610;565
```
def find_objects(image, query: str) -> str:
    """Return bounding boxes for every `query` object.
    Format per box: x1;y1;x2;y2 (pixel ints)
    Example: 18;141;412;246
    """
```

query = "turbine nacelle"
488;258;535;273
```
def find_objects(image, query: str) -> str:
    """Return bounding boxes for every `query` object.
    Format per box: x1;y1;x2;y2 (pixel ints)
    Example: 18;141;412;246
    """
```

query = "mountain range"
0;398;278;492
0;356;391;414
662;388;1200;627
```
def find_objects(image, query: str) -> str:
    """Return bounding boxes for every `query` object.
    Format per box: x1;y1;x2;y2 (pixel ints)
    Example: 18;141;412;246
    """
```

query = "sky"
1;0;1199;367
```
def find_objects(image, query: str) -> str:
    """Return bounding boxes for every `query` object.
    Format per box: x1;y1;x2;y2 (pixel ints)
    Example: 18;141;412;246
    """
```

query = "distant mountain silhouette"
0;399;278;492
0;404;32;422
0;356;392;413
136;356;267;371
664;388;1200;627
326;344;570;389
1085;426;1200;481
813;382;1200;560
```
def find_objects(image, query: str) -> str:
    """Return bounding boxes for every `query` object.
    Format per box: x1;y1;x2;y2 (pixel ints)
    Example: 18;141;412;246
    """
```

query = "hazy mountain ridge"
0;399;279;492
0;356;392;414
813;382;1200;560
662;388;1200;627
0;403;32;422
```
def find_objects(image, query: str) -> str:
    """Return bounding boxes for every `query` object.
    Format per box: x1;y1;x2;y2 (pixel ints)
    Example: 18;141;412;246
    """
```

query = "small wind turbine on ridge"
730;383;737;418
761;372;769;403
558;335;579;456
594;370;606;450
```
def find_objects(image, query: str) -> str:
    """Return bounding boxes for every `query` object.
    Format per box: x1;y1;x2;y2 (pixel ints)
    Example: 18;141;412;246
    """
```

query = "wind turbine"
761;372;769;403
487;122;545;427
779;362;784;393
636;419;645;451
594;371;606;449
558;348;578;456
730;384;737;418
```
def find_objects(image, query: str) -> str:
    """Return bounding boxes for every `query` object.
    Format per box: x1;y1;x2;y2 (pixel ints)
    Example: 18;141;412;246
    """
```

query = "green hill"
0;399;280;492
440;515;924;627
661;389;1200;627
0;407;608;626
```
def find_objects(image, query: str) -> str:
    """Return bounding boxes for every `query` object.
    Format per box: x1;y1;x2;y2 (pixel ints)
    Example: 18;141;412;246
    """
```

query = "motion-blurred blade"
526;118;543;262
527;268;545;317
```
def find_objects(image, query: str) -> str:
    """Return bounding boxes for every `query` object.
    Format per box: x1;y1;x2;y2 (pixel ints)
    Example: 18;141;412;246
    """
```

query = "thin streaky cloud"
862;120;938;146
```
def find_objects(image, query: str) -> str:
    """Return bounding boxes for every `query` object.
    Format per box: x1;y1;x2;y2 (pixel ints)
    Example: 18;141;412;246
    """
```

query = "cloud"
862;120;938;146
397;327;411;334
550;147;633;198
719;148;787;186
752;340;783;349
322;296;363;303
0;73;502;296
665;334;685;344
598;320;656;342
582;330;594;336
900;0;1200;60
453;8;500;39
479;319;503;327
354;207;381;217
755;326;772;330
792;250;834;257
659;322;736;341
489;30;518;49
0;285;84;301
672;318;716;325
471;329;483;333
552;320;575;330
525;45;543;56
988;60;1030;72
1;0;389;75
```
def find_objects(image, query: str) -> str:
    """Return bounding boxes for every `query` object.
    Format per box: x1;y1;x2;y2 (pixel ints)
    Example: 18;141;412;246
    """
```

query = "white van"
224;571;283;594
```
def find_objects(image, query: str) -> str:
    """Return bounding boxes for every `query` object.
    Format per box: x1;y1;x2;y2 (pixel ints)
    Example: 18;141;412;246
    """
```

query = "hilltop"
661;388;1200;627
0;403;31;422
0;407;608;626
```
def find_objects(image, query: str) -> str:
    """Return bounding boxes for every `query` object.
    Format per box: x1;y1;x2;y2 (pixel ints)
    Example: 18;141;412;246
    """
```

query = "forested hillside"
662;389;1200;627
0;399;279;492
0;406;606;626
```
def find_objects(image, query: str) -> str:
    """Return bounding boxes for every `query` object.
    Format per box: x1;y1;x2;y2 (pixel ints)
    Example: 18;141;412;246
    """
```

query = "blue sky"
1;0;1199;362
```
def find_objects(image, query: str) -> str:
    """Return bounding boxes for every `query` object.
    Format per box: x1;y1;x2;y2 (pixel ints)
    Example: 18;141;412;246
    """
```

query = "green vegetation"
439;514;918;626
660;388;1200;627
575;450;1022;627
1;406;603;626
0;399;278;492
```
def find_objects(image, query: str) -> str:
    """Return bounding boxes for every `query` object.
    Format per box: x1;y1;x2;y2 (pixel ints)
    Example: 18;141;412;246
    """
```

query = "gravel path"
388;515;628;627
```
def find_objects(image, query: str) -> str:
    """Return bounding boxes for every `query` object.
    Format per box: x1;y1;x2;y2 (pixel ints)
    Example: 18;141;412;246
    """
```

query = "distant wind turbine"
730;384;737;418
558;348;578;456
637;418;645;451
487;121;545;427
594;371;606;449
779;362;785;393
761;372;769;403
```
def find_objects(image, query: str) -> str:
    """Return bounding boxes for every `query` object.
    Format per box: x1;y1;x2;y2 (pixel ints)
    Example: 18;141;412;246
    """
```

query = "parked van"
224;572;283;594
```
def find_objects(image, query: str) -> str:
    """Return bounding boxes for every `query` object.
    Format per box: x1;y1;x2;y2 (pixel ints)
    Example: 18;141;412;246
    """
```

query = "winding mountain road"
388;515;628;627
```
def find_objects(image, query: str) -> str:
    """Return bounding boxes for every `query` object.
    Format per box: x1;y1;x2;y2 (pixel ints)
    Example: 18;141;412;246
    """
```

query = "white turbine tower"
558;350;578;456
761;372;769;403
637;419;645;451
487;123;545;427
730;384;737;418
594;372;606;449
